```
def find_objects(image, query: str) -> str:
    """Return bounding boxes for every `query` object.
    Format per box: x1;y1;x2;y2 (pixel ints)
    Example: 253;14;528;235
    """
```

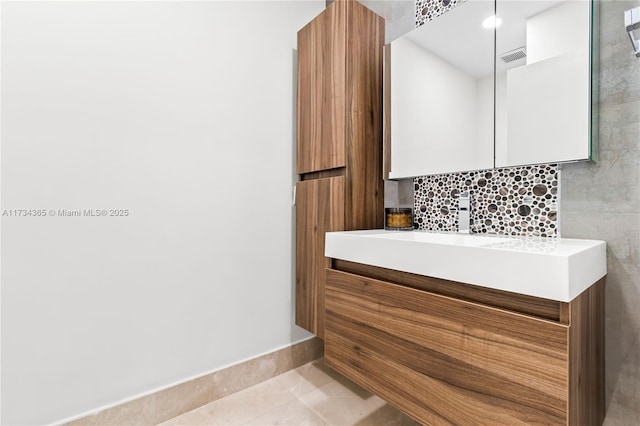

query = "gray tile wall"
561;1;640;423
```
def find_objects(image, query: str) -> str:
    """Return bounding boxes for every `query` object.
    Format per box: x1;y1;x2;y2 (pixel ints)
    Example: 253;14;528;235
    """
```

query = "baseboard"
64;337;323;426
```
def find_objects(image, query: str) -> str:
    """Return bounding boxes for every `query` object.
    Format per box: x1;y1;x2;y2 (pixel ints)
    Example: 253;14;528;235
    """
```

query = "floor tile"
242;398;328;426
160;359;417;426
352;403;421;426
173;377;296;425
297;380;388;425
275;358;339;398
158;408;213;426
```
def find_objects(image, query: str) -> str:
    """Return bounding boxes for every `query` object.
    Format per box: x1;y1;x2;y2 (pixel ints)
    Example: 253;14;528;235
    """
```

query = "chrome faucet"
458;192;472;233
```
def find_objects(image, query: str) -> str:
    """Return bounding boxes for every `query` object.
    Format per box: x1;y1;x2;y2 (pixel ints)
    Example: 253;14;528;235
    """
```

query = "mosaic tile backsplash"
415;0;466;27
413;164;560;237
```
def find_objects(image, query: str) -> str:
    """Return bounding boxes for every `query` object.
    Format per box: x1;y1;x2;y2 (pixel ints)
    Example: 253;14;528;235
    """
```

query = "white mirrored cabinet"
388;0;495;178
387;0;597;179
495;0;596;167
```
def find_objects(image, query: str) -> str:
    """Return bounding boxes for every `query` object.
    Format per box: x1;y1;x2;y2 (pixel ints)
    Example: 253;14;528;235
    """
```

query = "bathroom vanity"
324;230;606;425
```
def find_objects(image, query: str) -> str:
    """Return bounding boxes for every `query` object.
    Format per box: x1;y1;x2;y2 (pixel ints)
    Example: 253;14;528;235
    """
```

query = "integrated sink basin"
325;230;606;302
365;231;511;247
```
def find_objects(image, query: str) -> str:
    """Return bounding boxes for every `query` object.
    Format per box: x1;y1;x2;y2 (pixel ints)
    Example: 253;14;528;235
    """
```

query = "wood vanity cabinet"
325;260;605;425
295;0;384;338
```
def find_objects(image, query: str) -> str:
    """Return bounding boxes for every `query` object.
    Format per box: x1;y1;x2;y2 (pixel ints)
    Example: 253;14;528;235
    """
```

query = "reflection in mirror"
495;0;594;167
388;0;495;179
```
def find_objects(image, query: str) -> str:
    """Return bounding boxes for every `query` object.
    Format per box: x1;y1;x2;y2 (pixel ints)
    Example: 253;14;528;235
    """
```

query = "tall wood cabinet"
295;0;384;338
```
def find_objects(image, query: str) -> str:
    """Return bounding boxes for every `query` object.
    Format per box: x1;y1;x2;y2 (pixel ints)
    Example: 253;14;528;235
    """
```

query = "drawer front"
325;269;570;425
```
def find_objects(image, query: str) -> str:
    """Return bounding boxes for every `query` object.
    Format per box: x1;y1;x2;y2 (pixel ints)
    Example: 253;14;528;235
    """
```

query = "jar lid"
385;207;412;214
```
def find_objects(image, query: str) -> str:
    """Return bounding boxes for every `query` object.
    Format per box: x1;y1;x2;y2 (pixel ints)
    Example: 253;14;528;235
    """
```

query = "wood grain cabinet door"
325;269;571;425
295;177;345;337
296;2;347;175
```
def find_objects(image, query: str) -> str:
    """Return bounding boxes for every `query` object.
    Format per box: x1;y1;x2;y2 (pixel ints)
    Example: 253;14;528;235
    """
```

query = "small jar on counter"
385;207;414;231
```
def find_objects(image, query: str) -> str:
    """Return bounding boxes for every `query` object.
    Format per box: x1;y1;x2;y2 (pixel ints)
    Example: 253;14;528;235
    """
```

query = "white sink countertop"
325;230;607;302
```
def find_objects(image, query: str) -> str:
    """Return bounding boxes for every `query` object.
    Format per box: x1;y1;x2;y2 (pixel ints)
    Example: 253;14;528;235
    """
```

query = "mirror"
495;0;595;167
387;0;495;179
387;0;596;179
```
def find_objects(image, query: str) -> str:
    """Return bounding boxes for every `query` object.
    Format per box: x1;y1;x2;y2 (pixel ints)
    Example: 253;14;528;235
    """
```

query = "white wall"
501;51;590;166
475;75;495;168
496;0;591;167
526;1;589;64
389;37;493;178
0;1;323;424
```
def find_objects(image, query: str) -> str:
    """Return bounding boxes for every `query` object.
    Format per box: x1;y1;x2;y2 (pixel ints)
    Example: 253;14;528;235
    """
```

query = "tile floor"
159;358;419;426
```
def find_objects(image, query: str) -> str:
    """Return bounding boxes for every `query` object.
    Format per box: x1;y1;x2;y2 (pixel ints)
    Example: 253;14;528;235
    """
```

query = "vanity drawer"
325;268;570;425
